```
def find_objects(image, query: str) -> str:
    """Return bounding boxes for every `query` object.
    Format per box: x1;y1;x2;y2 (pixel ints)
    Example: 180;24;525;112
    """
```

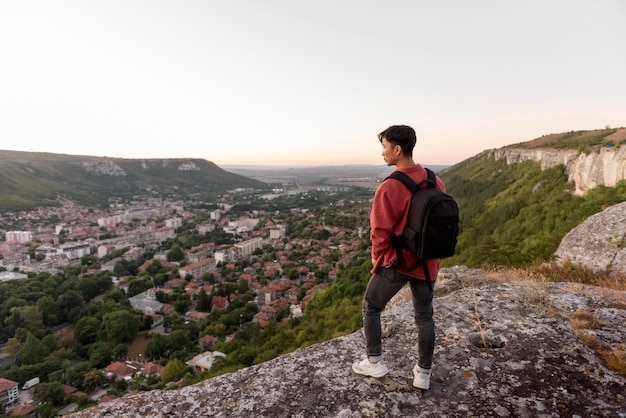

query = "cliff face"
69;267;626;418
489;145;626;195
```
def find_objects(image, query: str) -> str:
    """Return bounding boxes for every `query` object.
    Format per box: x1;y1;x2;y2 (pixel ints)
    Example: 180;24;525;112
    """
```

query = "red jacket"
370;164;446;280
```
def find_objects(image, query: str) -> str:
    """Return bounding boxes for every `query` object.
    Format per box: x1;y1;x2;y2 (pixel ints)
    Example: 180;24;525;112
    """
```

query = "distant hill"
507;126;626;151
223;164;451;189
0;150;267;211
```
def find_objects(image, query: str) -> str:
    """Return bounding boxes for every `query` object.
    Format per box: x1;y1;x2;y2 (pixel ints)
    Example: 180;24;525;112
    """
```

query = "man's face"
381;138;400;166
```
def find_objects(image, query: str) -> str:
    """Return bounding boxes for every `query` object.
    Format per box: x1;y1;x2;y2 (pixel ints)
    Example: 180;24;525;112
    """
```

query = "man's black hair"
378;125;416;157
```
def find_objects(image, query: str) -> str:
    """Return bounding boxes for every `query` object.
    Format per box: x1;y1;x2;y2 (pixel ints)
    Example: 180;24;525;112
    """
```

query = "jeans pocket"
381;265;403;283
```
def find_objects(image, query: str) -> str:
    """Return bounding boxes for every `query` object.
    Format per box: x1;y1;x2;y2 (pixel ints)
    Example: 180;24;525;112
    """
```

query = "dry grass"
570;310;626;378
571;310;608;330
525;262;626;291
577;332;626;378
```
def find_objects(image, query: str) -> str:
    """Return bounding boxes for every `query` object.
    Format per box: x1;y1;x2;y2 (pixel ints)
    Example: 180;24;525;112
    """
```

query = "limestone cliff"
488;144;626;195
68;267;626;418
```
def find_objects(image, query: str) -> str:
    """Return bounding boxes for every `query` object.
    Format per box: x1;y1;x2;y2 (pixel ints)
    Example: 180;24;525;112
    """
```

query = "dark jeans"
362;266;435;369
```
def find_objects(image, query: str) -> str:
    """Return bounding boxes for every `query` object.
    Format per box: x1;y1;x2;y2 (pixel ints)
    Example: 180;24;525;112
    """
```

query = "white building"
5;231;32;244
0;378;19;407
235;236;264;258
165;218;183;229
269;224;288;239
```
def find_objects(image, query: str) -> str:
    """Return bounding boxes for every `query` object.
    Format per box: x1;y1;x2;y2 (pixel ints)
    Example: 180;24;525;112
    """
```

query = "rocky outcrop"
69;267;625;418
177;162;201;171
81;161;127;176
555;201;626;274
489;145;626;195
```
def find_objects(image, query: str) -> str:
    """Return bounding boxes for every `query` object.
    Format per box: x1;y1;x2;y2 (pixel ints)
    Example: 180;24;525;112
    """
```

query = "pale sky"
1;1;625;166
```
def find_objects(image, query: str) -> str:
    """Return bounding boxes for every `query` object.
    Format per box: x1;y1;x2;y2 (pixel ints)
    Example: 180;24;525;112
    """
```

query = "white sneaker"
413;365;431;390
352;358;389;378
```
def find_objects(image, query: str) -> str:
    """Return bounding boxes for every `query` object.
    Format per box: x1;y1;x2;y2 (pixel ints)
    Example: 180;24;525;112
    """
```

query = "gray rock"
555;201;626;274
68;267;626;418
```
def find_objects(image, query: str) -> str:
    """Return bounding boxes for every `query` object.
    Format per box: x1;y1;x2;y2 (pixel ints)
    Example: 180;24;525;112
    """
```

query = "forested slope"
440;154;626;267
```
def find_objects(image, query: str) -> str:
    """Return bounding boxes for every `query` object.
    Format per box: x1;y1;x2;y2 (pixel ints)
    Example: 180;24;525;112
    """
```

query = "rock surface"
69;267;626;418
555;201;626;274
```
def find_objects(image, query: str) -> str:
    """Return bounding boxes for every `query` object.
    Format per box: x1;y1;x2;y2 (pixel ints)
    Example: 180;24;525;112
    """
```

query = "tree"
174;298;190;315
145;333;168;360
33;382;65;405
5;305;43;333
3;337;21;359
167;245;185;262
99;310;141;345
89;342;113;369
161;358;189;383
166;329;191;353
57;290;85;323
36;296;62;326
74;316;101;345
18;333;47;365
40;334;61;354
196;289;211;312
82;369;108;393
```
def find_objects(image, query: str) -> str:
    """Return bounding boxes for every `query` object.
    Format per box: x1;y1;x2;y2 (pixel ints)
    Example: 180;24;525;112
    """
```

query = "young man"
352;125;445;390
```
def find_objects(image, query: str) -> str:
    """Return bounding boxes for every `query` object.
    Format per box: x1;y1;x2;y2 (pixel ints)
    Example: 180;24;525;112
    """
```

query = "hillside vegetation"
440;151;626;268
507;126;626;153
0;150;266;211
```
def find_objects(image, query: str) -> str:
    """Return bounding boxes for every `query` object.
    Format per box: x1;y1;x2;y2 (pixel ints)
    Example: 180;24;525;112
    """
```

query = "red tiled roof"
11;404;36;416
0;377;17;392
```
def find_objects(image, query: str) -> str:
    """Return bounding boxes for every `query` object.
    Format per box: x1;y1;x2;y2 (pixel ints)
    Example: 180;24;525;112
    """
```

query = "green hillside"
440;153;626;268
507;127;626;152
0;150;267;211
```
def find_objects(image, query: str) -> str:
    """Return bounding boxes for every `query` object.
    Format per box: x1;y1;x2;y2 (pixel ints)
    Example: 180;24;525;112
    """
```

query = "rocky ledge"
69;267;625;418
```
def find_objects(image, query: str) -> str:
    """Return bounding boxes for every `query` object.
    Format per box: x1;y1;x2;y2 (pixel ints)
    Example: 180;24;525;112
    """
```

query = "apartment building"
0;378;18;408
5;231;32;243
178;258;217;281
234;236;263;258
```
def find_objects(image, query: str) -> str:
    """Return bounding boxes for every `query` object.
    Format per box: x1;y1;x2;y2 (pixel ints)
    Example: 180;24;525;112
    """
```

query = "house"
164;278;186;288
185;351;226;373
140;363;162;378
63;385;79;397
10;403;36;416
211;295;229;311
0;378;19;407
105;361;137;380
252;311;274;327
198;334;218;349
184;310;209;322
128;292;163;314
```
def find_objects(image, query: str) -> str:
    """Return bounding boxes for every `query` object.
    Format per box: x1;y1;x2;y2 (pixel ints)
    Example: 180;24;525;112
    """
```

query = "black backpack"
385;168;459;289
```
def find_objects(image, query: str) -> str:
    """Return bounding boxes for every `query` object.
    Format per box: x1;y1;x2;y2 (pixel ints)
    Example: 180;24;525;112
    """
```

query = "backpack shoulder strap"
425;168;437;188
386;171;418;193
386;168;435;191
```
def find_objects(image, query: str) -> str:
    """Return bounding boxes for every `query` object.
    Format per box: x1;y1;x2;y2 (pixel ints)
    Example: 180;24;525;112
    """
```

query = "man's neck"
395;156;416;169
